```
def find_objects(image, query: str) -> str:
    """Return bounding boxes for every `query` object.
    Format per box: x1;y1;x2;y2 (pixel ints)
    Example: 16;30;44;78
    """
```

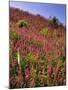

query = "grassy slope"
9;7;66;88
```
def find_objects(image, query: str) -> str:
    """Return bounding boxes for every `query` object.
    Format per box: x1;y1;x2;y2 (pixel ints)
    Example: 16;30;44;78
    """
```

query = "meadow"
9;7;66;88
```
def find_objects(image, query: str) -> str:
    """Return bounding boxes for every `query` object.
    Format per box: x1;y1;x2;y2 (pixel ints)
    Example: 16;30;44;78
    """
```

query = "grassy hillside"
9;7;66;88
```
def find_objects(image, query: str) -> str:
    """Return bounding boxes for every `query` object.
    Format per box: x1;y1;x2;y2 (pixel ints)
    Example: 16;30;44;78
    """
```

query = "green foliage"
35;76;41;87
39;75;47;81
36;75;47;86
40;27;48;37
25;52;37;63
17;20;28;28
60;55;65;63
9;27;20;41
21;52;37;70
45;67;47;76
51;74;54;80
31;68;36;76
21;57;29;70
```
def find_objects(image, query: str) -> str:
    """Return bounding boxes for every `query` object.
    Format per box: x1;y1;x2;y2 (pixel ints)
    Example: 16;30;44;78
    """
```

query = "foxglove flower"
24;68;30;80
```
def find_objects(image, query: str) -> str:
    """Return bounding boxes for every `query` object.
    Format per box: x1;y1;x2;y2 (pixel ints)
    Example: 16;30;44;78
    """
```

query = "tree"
49;16;60;28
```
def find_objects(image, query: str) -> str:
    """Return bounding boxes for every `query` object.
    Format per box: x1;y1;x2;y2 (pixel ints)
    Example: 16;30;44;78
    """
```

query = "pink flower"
24;68;30;80
47;65;52;77
53;66;58;80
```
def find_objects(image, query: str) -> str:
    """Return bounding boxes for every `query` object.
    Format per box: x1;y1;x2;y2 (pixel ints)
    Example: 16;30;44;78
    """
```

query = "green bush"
17;20;28;28
40;27;48;37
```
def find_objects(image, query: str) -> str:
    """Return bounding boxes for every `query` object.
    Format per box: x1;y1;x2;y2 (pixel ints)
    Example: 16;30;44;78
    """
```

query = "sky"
10;1;66;25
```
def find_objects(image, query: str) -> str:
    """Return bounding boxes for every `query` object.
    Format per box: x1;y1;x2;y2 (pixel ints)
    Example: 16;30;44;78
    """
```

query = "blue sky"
10;1;66;25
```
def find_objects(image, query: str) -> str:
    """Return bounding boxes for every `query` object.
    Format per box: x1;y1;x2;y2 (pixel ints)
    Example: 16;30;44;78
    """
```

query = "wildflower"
24;67;30;80
47;65;52;77
53;66;58;80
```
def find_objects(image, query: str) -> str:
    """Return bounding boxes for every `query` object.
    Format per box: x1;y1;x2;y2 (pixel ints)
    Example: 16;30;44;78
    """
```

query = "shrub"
49;16;59;28
40;27;48;37
17;20;28;28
